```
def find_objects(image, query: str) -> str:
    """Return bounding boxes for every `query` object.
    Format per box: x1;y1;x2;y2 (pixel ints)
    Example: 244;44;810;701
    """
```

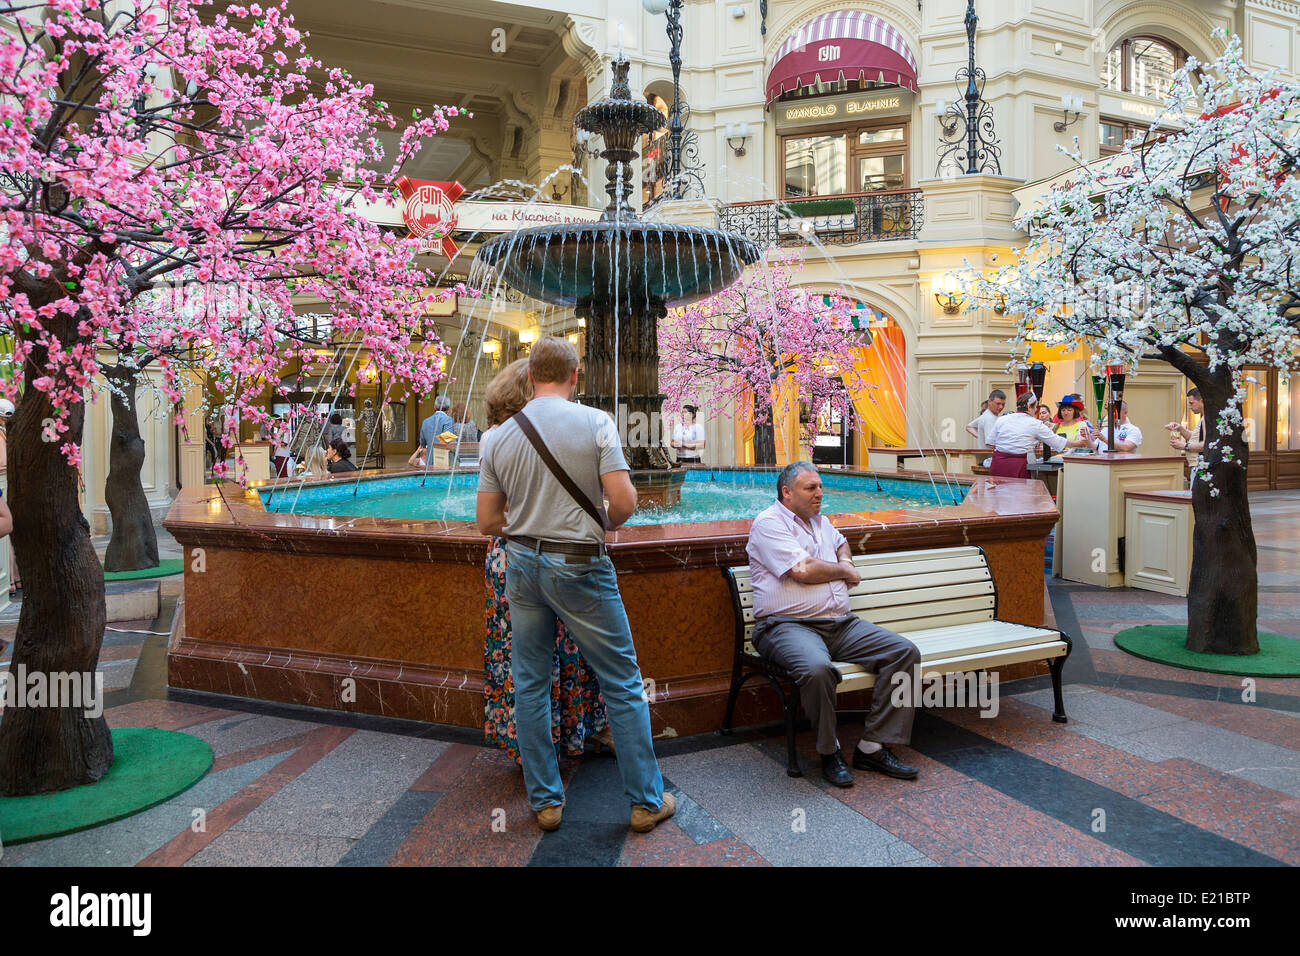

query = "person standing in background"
1167;388;1205;457
671;404;706;464
966;389;1006;449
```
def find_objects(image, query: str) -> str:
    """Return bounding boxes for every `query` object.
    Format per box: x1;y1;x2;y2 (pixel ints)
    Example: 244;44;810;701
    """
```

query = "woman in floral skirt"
480;359;613;762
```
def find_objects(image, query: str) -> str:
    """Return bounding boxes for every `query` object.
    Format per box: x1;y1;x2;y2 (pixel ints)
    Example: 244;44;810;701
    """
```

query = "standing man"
1166;388;1205;456
747;461;922;786
476;337;673;834
966;389;1006;449
1091;401;1143;452
416;395;456;465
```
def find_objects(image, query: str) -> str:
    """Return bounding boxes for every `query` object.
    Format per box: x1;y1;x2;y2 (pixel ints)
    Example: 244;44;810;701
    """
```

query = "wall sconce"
1053;93;1084;133
578;317;586;328
567;333;579;345
550;180;567;201
934;99;958;138
482;339;500;356
575;129;602;159
725;122;751;157
518;328;537;344
933;274;966;315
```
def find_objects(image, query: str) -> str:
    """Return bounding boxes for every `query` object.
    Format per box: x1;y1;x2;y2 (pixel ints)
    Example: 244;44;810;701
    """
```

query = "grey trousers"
752;614;920;755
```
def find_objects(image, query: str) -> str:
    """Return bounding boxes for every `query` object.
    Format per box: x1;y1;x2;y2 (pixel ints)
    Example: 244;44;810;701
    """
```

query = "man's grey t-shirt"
478;396;628;544
419;411;455;452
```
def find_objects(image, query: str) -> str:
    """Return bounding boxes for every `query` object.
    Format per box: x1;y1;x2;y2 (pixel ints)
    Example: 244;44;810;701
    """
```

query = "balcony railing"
719;188;924;249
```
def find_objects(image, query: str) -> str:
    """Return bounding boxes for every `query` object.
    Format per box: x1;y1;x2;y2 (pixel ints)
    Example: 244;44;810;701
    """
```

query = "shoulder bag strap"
510;410;608;532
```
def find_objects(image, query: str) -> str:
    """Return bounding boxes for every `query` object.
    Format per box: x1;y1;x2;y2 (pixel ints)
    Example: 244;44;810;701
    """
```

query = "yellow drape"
736;384;756;466
847;328;907;447
771;374;800;466
735;374;800;465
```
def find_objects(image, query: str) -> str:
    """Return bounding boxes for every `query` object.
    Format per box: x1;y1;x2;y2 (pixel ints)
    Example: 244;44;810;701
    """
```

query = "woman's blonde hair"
485;358;533;427
304;446;328;477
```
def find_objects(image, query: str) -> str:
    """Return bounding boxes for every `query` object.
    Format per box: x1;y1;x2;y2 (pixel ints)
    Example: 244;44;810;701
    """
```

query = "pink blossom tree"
659;249;867;464
0;0;463;794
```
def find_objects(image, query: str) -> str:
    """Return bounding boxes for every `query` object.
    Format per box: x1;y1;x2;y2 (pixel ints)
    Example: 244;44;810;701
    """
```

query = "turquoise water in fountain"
258;469;966;524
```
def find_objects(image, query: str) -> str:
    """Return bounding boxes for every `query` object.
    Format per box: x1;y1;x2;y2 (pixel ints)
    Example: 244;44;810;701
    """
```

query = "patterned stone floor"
1;492;1296;867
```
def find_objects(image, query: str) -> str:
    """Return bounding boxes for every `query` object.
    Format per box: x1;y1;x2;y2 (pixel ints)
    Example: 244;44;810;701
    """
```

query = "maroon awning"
766;10;917;104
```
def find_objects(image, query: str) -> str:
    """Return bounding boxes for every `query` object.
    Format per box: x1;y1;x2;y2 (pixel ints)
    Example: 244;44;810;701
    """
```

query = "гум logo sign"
395;177;464;258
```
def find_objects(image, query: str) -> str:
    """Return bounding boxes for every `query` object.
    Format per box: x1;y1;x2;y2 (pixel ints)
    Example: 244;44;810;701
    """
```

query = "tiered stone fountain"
475;57;761;506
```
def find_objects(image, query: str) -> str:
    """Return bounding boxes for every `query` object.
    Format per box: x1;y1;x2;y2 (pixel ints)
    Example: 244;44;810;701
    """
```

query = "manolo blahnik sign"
775;89;913;128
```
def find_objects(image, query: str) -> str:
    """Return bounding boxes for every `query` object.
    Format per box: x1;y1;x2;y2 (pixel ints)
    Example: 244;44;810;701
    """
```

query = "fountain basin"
164;468;1059;737
474;223;760;310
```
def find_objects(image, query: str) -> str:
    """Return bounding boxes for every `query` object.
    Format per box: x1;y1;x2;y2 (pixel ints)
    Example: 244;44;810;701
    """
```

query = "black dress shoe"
852;745;919;780
820;751;854;788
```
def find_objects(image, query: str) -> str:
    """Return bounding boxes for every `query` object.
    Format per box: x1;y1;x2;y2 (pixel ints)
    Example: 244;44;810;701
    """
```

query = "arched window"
1102;35;1188;100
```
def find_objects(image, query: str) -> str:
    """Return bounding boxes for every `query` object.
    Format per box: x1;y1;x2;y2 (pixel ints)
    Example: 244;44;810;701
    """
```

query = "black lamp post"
644;0;685;199
935;0;1003;176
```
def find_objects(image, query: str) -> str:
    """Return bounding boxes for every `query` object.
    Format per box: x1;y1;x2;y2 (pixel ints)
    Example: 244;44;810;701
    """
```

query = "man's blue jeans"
504;540;664;812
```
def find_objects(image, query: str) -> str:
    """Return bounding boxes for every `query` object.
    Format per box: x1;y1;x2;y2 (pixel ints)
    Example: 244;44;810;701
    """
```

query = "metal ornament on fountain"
475;56;761;506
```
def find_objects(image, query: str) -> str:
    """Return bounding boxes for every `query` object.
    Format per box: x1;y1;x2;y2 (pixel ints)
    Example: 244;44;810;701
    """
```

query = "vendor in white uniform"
671;404;706;464
988;392;1092;478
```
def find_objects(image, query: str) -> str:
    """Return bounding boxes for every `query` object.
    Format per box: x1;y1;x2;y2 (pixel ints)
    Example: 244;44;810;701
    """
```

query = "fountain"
162;54;1061;739
474;57;760;505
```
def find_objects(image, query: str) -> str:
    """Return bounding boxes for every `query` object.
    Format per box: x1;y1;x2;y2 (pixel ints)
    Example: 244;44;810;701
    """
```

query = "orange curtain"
847;327;907;447
766;373;800;466
735;385;756;465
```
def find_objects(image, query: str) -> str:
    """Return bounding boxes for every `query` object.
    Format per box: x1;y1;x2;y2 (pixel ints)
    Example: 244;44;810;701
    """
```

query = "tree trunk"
0;364;113;795
1185;375;1259;655
103;367;160;572
753;422;778;466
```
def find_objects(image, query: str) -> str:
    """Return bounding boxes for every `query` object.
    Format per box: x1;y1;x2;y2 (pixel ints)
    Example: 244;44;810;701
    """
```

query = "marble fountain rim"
163;466;1060;572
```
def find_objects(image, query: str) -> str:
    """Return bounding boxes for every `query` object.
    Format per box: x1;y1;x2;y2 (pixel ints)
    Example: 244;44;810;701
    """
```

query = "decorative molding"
562;15;605;85
1096;1;1226;65
763;0;922;62
1246;0;1300;19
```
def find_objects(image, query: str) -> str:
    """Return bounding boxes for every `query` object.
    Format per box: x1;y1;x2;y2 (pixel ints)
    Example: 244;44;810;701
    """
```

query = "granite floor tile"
186;831;355;867
388;749;553;867
229;729;450;838
184;713;326;758
660;744;925;866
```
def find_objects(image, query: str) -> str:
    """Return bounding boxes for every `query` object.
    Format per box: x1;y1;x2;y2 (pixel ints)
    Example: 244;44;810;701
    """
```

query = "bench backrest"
724;545;997;655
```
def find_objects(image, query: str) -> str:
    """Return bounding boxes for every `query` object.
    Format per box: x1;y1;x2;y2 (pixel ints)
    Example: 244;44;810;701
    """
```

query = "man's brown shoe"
535;804;564;831
629;792;676;833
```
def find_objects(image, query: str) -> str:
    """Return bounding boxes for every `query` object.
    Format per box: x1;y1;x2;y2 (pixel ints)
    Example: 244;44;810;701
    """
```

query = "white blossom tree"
977;34;1299;656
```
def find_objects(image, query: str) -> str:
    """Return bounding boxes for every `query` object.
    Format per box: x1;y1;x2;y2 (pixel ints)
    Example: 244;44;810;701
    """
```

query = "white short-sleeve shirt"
746;501;849;619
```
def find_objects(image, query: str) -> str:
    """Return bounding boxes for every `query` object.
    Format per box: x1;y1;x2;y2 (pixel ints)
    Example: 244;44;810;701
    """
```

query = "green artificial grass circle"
102;558;185;581
0;727;213;844
1113;625;1300;677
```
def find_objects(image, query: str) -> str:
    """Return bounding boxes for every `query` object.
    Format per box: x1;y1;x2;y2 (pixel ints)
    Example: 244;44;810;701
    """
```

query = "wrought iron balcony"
719;188;924;249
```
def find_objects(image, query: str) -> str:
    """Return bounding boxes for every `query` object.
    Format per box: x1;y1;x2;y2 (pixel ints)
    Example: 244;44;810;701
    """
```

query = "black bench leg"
1049;657;1068;723
783;684;802;777
721;662;744;735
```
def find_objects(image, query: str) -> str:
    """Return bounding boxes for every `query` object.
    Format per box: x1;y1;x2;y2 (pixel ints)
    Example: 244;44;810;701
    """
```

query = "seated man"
746;462;921;786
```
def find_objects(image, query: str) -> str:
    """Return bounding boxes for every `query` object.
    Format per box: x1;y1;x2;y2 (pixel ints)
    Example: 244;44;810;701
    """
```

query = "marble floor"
1;492;1296;867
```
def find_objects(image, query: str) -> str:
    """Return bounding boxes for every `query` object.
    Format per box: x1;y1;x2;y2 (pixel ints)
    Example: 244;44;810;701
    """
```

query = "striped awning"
766;11;918;104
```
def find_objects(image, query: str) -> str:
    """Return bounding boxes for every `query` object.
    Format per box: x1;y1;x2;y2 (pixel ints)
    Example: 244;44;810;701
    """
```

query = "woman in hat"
1053;394;1091;443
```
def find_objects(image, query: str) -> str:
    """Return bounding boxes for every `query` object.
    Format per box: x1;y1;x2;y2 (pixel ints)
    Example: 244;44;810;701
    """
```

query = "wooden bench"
721;545;1071;776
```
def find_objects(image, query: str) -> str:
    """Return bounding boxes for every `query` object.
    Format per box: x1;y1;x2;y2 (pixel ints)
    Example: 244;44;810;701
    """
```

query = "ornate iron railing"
719;189;924;249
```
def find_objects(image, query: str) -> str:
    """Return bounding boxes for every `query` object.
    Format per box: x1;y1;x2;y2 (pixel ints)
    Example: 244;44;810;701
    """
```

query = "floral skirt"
484;537;609;764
